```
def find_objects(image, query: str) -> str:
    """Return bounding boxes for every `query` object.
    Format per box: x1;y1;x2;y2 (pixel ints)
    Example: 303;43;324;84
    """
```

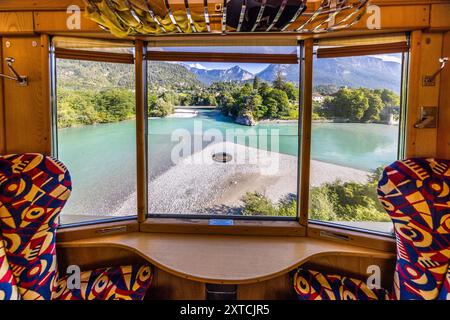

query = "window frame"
50;37;138;228
306;37;410;237
144;42;304;223
51;34;410;243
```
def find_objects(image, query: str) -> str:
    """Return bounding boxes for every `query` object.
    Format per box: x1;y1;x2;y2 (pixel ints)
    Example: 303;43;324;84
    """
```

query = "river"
57;110;399;217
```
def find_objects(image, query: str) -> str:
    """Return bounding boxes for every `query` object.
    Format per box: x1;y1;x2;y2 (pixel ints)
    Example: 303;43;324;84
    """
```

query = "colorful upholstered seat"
0;153;153;300
295;158;450;300
0;233;20;300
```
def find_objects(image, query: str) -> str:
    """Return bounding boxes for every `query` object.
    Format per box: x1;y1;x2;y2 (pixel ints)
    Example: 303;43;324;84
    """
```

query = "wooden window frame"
51;34;410;251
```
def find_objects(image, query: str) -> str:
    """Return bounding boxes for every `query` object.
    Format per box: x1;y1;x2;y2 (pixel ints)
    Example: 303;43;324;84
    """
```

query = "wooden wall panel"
437;31;450;159
405;31;443;158
0;12;34;34
57;246;147;272
237;273;296;300
0;0;85;11
430;4;450;30
34;11;102;33
0;37;5;154
146;268;206;300
2;36;51;154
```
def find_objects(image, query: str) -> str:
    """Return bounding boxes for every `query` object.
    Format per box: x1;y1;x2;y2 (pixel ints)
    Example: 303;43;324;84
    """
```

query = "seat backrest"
378;158;450;300
0;153;71;300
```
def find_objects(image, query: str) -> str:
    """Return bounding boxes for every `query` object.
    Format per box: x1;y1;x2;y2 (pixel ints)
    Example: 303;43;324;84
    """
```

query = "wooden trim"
56;220;139;242
0;0;86;11
0;37;5;154
54;48;134;64
40;34;52;155
140;219;306;237
146;51;299;64
405;31;422;158
405;31;441;157
317;42;409;58
0;12;34;34
58;232;394;284
307;224;396;252
298;39;313;227
430;3;450;30
437;31;450;159
135;40;148;223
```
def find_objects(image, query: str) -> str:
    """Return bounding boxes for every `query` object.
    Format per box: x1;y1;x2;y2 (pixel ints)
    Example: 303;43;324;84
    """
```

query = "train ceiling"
84;0;370;37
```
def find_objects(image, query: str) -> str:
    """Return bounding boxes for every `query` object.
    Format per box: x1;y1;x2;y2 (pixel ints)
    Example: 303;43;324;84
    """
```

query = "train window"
144;45;300;219
52;38;137;226
308;38;409;235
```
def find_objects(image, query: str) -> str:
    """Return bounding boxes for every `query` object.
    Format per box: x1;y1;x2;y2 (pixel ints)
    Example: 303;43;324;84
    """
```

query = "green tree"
253;76;261;90
273;70;285;90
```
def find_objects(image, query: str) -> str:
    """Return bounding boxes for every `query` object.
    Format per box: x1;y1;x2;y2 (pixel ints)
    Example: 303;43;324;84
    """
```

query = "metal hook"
423;57;449;86
0;57;28;86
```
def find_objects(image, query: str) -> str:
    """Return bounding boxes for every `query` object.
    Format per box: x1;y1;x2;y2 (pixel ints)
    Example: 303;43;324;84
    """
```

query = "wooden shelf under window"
58;232;395;284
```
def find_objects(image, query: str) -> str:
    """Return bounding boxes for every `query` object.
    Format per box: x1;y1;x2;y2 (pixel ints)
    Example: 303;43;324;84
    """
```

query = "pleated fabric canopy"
83;0;370;37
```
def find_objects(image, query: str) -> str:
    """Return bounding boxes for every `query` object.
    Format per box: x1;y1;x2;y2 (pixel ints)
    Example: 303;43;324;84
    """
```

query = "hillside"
57;56;402;93
184;64;254;85
56;59;202;90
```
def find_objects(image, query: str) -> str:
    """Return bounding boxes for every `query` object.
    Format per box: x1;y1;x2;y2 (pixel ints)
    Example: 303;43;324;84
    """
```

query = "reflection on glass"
309;52;404;234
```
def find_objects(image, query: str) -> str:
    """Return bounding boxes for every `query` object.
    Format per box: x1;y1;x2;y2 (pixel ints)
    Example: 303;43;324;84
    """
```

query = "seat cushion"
294;269;390;300
54;265;153;300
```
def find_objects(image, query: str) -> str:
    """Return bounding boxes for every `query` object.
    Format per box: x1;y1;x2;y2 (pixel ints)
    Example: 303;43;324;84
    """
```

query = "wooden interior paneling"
237;273;296;300
57;246;147;272
0;37;5;154
146;268;206;300
405;31;443;158
0;0;86;11
437;31;450;159
34;11;102;33
430;3;450;30
348;5;430;30
2;36;51;154
0;12;34;34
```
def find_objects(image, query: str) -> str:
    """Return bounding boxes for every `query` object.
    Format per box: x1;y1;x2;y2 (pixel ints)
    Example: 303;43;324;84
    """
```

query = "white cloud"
188;63;207;70
370;54;402;64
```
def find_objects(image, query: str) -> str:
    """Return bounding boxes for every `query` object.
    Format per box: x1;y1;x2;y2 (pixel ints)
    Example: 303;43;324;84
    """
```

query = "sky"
170;52;402;74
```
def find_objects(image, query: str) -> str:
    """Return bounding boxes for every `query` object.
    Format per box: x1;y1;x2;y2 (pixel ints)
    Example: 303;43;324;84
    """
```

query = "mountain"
312;56;402;93
57;56;402;94
184;64;254;85
256;64;299;83
56;60;201;90
256;56;401;93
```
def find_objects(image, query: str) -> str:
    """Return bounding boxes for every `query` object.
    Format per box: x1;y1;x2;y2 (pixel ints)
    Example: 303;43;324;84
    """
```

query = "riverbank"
112;141;369;216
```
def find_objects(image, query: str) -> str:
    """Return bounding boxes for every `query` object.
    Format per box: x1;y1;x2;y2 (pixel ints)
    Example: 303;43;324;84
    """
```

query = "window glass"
308;51;405;234
145;48;299;218
55;58;136;225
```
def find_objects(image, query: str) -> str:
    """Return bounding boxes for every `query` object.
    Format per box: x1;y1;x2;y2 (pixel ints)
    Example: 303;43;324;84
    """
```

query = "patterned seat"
0;153;153;300
295;158;450;300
